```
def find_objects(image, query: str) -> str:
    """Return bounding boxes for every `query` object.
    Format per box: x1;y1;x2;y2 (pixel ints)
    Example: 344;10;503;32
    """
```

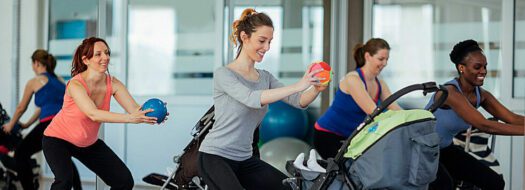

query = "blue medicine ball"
141;98;167;124
260;101;308;143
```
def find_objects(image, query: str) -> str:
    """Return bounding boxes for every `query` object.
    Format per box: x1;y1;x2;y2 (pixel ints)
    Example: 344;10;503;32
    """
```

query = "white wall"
0;0;42;119
17;0;42;123
0;0;14;112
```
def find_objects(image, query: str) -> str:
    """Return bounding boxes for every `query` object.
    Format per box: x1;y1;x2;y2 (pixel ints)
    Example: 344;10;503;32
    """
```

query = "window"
46;0;99;181
514;0;525;98
127;0;220;96
373;1;503;102
48;0;98;81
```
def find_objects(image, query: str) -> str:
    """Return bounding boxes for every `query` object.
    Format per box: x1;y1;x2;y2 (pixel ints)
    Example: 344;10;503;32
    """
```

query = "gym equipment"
260;101;308;143
0;103;40;190
260;137;310;175
142;98;168;124
309;61;332;85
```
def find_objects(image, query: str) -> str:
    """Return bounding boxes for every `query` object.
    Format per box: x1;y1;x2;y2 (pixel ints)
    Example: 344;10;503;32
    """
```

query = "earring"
460;70;464;74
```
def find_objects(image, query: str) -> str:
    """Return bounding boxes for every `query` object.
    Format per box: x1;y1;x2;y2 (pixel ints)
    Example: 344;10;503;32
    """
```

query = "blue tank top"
34;72;66;120
425;78;480;148
316;68;382;137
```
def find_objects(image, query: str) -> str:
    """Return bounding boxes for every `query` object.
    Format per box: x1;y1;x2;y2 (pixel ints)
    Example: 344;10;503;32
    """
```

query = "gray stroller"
284;82;448;190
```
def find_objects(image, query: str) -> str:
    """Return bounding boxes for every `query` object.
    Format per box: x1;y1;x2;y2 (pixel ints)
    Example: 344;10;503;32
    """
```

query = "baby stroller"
0;103;40;190
284;82;448;190
142;106;261;190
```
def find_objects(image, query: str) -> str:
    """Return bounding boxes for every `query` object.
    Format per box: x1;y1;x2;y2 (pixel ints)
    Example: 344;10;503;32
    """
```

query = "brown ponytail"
31;49;57;77
230;8;273;59
352;44;365;69
353;38;390;69
71;37;111;77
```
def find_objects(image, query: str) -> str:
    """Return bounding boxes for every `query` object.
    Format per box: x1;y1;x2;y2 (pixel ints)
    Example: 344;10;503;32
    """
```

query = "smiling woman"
427;39;524;190
197;8;329;190
313;38;403;159
41;37;163;190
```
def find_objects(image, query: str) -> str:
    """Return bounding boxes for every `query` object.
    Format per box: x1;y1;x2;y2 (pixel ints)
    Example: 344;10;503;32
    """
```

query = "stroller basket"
285;82;448;190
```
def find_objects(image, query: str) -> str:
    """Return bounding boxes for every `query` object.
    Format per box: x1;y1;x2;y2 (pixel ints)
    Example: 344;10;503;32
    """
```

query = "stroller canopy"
345;110;435;159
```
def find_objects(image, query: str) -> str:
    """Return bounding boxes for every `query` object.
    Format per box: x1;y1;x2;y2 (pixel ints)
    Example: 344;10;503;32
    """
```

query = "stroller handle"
363;82;448;125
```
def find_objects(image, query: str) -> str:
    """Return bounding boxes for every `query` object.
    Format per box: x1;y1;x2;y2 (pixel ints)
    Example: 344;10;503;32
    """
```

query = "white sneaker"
307;149;326;173
293;153;310;171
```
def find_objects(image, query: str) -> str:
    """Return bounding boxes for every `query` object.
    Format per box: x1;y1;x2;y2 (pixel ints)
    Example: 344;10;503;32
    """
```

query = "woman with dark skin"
428;39;524;190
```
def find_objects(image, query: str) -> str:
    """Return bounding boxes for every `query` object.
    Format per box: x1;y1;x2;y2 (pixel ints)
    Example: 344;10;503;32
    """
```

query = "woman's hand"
297;62;324;91
128;108;158;124
2;122;15;134
314;71;334;92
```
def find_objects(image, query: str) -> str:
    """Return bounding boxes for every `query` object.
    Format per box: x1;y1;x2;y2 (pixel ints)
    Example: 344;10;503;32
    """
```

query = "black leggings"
313;128;346;159
42;136;134;190
198;152;290;190
14;121;81;190
429;145;504;190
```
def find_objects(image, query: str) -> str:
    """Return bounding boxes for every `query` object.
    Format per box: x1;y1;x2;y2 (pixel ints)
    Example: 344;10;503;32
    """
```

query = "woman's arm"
111;77;142;114
340;73;378;115
216;66;322;108
378;78;402;110
439;86;524;135
480;89;524;125
2;78;37;133
68;80;156;124
260;83;308;106
261;66;323;106
298;85;327;108
22;108;41;128
111;77;169;123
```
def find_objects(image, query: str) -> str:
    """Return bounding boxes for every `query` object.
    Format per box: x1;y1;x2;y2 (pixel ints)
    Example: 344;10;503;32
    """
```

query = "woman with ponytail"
42;37;162;190
313;38;401;159
197;8;328;190
1;49;82;190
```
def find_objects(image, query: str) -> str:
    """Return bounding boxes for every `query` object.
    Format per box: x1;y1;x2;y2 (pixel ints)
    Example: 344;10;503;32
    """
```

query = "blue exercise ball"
260;101;308;143
141;98;167;124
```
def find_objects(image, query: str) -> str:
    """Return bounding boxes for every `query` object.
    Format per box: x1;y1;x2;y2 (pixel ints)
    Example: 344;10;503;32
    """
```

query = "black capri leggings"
198;152;290;190
429;145;504;190
313;128;346;159
42;136;134;190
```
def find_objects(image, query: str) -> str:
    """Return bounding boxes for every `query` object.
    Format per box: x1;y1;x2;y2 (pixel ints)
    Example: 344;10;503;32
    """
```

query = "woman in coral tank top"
42;37;160;190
